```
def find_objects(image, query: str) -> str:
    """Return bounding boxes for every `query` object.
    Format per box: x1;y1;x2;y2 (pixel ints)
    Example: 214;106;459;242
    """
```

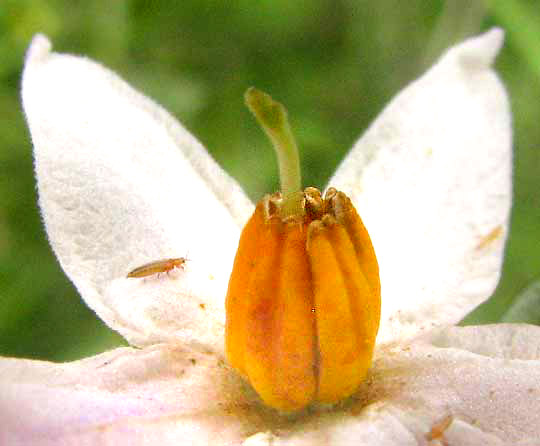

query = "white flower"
2;28;539;445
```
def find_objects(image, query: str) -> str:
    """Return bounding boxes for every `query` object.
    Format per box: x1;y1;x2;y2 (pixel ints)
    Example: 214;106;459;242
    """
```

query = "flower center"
225;89;381;411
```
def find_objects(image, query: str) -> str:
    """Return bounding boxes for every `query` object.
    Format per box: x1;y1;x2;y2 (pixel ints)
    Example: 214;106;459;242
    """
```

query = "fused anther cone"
225;187;380;411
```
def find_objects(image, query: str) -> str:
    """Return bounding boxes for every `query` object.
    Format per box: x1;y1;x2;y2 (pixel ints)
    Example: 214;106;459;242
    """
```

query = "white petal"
267;324;540;445
330;29;512;344
427;322;540;360
105;267;228;350
2;325;539;445
21;35;254;347
0;345;261;445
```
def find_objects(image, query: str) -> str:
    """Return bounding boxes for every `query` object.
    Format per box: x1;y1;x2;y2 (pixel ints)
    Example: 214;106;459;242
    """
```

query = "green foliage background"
1;1;539;361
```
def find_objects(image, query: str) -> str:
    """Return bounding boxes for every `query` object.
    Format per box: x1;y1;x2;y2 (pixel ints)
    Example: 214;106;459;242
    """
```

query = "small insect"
127;257;187;278
425;414;453;445
475;225;503;251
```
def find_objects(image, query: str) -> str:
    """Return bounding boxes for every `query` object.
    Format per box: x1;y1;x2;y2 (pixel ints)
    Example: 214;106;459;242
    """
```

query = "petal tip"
25;34;52;67
456;27;505;70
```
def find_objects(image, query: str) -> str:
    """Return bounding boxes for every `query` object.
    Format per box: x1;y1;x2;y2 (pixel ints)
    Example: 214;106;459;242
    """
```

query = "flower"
2;28;539;445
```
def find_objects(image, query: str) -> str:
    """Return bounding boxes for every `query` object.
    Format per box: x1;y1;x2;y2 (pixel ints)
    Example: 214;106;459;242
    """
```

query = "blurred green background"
0;0;539;362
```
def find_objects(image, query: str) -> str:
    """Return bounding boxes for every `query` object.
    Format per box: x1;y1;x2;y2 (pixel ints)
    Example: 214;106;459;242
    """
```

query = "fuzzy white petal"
21;35;254;347
2;325;539;445
330;29;512;344
0;345;260;446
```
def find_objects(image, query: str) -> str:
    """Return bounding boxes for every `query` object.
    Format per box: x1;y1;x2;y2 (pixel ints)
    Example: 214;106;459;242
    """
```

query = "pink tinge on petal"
0;345;267;446
2;325;540;445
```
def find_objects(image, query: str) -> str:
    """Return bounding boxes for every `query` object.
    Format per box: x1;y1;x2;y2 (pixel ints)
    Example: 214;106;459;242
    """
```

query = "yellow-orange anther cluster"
225;187;380;411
